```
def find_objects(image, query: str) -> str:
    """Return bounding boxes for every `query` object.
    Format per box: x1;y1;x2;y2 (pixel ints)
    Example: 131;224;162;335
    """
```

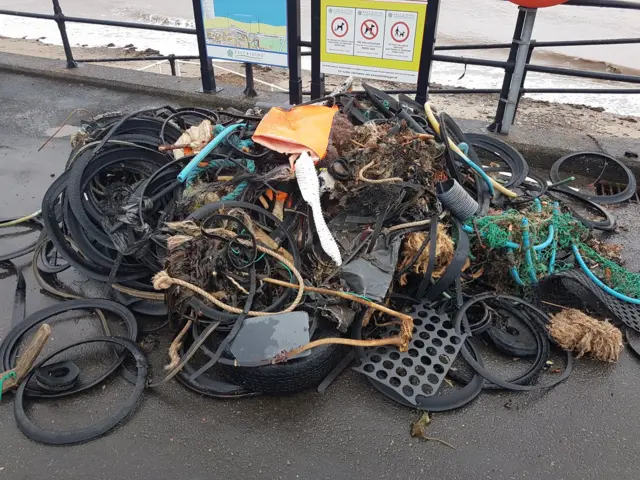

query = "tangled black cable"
42;110;186;284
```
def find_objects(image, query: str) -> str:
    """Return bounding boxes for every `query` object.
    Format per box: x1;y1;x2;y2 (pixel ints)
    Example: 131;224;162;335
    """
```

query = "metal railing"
301;0;640;133
0;0;255;94
1;0;639;135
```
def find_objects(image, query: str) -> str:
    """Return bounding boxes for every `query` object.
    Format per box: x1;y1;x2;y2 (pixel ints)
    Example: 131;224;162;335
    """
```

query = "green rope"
0;371;16;401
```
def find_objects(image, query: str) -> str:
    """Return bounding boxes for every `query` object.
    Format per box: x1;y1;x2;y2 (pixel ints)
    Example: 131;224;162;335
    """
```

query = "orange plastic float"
253;105;338;162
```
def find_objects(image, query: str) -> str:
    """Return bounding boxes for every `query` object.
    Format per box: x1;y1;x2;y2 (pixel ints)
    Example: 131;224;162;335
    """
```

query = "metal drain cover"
353;303;467;406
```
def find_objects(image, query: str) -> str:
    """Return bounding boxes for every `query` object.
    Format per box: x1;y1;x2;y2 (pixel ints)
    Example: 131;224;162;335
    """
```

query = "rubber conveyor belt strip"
0;299;138;398
454;294;573;391
14;337;148;446
550;152;637;205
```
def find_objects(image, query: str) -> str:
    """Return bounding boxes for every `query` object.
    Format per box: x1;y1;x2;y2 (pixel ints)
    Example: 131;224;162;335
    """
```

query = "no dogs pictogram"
331;17;349;38
390;21;410;43
360;19;379;40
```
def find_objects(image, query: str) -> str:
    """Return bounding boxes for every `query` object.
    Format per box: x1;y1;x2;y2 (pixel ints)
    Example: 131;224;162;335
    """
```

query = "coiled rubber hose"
436;179;479;221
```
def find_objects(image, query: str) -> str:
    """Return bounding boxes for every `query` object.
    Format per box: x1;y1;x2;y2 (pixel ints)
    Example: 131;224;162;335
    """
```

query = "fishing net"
576;243;640;299
466;201;640;298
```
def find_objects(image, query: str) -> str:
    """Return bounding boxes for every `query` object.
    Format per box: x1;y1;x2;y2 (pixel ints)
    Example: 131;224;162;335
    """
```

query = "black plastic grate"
353;304;466;407
539;269;640;332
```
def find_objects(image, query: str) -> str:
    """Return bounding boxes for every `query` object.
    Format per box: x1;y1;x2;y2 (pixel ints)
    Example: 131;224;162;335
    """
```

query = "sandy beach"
1;35;639;140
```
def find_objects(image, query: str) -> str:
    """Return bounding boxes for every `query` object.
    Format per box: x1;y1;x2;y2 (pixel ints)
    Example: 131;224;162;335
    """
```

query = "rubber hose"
436;179;479;221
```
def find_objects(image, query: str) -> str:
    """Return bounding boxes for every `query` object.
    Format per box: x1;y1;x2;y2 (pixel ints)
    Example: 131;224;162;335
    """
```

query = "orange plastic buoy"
509;0;569;7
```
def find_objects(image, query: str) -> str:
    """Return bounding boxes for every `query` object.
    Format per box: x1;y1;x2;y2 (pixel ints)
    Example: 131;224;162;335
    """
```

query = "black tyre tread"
219;327;347;394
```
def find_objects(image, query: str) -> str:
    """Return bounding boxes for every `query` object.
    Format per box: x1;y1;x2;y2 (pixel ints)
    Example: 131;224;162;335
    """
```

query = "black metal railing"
1;0;639;134
301;0;640;133
431;0;640;132
0;0;249;93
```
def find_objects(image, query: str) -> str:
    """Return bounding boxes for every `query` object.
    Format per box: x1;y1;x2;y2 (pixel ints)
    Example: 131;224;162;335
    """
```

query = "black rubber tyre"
219;324;348;394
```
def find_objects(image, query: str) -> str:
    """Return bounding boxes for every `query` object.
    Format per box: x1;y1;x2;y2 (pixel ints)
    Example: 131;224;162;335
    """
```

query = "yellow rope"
0;210;41;228
424;103;518;199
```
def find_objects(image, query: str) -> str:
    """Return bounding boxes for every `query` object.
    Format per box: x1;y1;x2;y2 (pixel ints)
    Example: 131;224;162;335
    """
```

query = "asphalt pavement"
1;71;640;480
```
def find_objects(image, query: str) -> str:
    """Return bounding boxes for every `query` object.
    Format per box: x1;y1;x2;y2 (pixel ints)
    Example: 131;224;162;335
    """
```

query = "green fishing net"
466;201;640;298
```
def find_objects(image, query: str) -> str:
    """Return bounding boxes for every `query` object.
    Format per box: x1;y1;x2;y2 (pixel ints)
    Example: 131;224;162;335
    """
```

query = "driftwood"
1;323;51;394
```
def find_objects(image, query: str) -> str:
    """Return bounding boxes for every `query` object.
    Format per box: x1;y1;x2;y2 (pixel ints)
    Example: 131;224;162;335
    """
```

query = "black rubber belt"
0;299;138;398
550;152;637;205
14;337;147;445
547;187;616;231
450;298;551;388
186;201;301;324
421;219;470;302
1;261;26;327
454;294;573;391
466;133;529;188
41;172;147;282
415;215;439;299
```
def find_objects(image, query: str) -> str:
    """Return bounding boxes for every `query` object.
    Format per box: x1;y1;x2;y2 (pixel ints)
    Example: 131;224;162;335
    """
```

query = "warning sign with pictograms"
326;7;356;55
321;0;427;83
360;19;378;40
390;21;409;42
331;17;349;37
384;11;418;61
354;9;386;58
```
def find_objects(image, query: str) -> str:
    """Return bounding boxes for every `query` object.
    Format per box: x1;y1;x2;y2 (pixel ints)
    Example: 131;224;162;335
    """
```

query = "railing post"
51;0;77;68
168;54;177;76
310;0;325;99
415;0;442;106
192;0;218;93
287;0;303;105
243;63;258;97
497;7;537;135
490;9;525;132
513;39;536;122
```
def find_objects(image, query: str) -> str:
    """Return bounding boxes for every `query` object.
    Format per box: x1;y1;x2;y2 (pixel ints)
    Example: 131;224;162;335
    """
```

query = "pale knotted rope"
358;160;403;184
153;232;305;317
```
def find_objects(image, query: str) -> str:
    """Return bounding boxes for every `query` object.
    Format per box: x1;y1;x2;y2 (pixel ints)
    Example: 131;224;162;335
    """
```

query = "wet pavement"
2;71;640;480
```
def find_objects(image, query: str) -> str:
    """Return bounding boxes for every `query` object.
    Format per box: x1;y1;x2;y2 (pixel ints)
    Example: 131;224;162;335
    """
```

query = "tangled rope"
153;240;305;317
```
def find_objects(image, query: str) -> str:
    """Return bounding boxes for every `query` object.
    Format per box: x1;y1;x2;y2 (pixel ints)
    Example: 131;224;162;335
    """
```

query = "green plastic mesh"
577;243;640;299
465;201;640;294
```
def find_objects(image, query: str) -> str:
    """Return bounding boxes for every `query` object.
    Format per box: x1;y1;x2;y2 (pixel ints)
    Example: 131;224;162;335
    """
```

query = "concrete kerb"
2;51;639;176
0;52;273;111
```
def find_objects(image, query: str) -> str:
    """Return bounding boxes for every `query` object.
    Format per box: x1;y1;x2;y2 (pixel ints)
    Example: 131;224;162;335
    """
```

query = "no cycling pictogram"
390;21;410;43
360;19;379;40
331;17;349;38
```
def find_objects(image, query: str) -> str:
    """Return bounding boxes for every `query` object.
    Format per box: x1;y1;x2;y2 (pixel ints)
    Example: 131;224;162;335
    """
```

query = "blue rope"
177;123;245;183
572;244;640;305
522;218;537;284
185;158;256;202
